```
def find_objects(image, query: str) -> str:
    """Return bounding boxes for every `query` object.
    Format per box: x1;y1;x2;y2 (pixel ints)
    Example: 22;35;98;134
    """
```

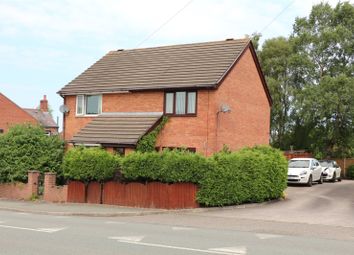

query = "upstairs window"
76;95;102;116
164;91;197;116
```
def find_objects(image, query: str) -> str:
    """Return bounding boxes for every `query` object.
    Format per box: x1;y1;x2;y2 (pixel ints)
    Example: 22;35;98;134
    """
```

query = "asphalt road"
0;181;353;255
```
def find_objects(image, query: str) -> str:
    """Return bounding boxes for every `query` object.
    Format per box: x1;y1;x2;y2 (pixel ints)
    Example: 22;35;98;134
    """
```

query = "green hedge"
348;165;354;179
0;124;64;183
62;147;120;182
62;146;287;207
197;146;288;206
121;149;212;183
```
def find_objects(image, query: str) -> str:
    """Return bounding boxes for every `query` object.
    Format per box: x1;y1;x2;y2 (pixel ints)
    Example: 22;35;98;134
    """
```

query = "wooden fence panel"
67;181;85;203
126;182;148;207
183;183;199;208
87;182;101;204
102;181;198;209
103;181;121;205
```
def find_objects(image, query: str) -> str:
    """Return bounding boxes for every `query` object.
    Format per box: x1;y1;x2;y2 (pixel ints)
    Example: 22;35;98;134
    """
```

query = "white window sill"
75;114;100;117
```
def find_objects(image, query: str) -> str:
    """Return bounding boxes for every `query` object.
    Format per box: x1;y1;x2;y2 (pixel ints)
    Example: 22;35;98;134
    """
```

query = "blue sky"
0;0;341;130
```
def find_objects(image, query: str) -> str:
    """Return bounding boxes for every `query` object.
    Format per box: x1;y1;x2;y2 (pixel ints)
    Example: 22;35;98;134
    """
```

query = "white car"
319;160;342;182
287;158;323;186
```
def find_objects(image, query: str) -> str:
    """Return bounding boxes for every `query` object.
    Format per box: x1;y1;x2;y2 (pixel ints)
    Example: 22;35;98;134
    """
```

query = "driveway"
195;180;354;228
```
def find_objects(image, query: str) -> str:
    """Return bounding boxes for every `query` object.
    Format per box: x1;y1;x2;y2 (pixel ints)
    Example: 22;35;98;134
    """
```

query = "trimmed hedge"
121;149;212;183
197;146;288;206
62;147;120;182
62;146;287;207
348;165;354;179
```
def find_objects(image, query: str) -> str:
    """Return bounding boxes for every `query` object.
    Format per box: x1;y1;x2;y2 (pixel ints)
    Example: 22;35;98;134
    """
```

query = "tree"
290;2;354;157
0;124;64;182
245;32;262;52
291;2;354;80
300;75;354;158
259;37;295;149
258;2;354;157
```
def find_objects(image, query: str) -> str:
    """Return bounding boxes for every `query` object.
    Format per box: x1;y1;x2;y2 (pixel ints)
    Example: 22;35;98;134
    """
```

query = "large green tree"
0;124;64;182
259;37;296;149
259;1;354;157
300;75;354;158
291;2;354;157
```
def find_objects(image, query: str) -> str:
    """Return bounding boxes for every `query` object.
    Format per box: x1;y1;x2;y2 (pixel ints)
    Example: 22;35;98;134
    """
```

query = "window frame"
114;147;125;156
162;147;196;153
163;90;197;116
76;94;102;116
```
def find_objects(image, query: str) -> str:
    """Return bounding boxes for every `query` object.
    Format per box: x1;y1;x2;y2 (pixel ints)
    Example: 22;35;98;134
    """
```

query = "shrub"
62;147;120;182
347;165;354;179
121;149;212;183
197;146;288;206
0;124;64;183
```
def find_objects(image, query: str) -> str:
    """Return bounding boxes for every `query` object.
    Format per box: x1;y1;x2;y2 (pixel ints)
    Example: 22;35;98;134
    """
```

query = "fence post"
27;171;40;197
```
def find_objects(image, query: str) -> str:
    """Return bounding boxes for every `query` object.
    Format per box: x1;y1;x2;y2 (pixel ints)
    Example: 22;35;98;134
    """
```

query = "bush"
121;149;212;183
62;147;120;182
197;146;288;206
347;165;354;179
0;124;64;183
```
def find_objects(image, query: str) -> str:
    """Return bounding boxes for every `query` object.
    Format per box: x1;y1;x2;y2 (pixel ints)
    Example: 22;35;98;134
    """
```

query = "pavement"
0;180;353;254
0;199;169;216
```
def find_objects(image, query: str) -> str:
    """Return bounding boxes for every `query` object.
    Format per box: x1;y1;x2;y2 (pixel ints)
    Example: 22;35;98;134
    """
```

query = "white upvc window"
76;95;102;116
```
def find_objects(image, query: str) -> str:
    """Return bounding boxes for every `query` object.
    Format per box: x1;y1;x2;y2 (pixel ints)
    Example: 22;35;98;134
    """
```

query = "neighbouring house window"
0;129;3;134
114;147;125;156
76;95;102;115
164;91;197;116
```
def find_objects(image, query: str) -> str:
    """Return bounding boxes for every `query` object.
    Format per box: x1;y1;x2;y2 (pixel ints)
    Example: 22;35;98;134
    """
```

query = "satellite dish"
59;105;70;113
220;104;231;113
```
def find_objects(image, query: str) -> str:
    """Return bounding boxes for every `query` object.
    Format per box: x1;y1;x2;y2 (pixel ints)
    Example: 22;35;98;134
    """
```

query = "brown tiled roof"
24;109;58;128
71;112;163;145
58;39;250;95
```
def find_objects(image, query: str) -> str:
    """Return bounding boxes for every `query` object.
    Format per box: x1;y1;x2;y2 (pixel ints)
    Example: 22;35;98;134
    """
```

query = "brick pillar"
44;172;56;201
27;171;40;197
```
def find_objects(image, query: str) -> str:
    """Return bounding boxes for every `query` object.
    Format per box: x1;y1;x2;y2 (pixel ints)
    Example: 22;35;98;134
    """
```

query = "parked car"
319;160;342;182
287;158;323;186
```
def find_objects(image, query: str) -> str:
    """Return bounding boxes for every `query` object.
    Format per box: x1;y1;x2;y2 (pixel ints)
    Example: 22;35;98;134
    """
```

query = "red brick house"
0;94;58;135
58;39;272;156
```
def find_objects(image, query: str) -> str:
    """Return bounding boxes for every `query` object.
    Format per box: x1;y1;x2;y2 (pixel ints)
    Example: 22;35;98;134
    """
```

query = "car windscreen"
319;161;333;167
288;160;310;168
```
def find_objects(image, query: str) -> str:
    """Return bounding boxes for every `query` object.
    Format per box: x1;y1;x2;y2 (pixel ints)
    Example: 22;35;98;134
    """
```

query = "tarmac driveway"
196;180;354;228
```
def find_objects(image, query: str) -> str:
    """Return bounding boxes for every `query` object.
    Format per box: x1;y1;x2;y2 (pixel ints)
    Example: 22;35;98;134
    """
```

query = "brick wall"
0;171;39;200
63;46;271;155
43;173;68;203
208;46;271;154
0;93;38;133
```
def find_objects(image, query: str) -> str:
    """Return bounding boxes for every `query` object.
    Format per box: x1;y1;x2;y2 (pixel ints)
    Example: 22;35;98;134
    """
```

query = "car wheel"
307;175;313;187
318;175;323;184
331;172;336;183
338;175;342;182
